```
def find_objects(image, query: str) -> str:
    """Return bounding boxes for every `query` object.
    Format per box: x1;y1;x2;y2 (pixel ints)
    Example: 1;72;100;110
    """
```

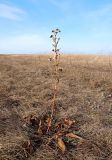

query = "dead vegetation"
0;54;112;160
19;29;83;158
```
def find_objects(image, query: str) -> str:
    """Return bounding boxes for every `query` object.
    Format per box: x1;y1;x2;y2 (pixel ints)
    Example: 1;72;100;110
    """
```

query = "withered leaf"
66;133;83;140
47;117;52;127
57;138;66;153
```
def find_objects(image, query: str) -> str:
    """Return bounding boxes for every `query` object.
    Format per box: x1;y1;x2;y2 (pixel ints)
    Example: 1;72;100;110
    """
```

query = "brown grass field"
0;54;112;160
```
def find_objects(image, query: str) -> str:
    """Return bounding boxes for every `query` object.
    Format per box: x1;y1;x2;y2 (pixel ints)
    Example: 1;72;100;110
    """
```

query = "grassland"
0;54;112;160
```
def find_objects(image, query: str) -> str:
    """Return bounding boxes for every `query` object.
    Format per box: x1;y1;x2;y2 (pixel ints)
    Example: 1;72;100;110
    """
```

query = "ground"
0;54;112;160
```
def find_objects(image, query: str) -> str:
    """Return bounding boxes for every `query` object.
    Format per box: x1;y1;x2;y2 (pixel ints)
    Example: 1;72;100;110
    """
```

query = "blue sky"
0;0;112;54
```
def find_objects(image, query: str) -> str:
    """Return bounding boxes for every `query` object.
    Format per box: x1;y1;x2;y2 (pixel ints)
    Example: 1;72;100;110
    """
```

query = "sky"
0;0;112;54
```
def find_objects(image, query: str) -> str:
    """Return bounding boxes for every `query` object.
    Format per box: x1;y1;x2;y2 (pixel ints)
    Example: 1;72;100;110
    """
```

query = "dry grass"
0;54;112;160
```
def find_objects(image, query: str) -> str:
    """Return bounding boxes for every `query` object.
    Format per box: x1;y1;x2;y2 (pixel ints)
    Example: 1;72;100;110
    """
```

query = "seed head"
56;28;61;32
52;30;55;33
50;35;53;38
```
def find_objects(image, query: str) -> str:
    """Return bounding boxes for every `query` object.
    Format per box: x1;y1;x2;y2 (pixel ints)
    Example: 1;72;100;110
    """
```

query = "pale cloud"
49;0;71;12
0;3;26;20
85;4;112;19
0;34;50;53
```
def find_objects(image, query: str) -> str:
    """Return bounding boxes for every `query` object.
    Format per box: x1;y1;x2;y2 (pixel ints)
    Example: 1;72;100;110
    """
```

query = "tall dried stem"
47;28;61;132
